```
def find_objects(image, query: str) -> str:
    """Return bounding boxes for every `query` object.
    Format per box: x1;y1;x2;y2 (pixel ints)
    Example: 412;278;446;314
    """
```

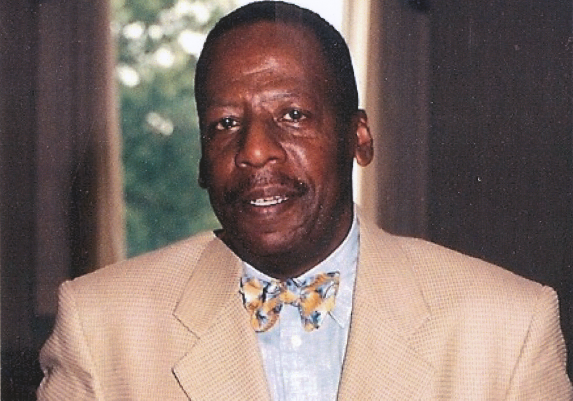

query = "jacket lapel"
337;219;434;400
172;238;270;401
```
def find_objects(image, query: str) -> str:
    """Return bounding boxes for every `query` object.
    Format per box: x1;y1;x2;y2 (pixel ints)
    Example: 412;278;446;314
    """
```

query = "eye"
281;109;306;122
214;117;239;131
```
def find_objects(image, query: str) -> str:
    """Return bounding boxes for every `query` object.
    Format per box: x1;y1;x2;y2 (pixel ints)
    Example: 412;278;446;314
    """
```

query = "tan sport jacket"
38;217;573;400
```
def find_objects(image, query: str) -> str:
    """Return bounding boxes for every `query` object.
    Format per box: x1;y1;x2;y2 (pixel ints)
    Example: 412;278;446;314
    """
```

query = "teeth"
250;196;288;207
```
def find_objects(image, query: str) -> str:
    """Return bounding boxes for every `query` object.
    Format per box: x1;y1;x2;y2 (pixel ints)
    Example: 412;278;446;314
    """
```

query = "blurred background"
2;0;572;398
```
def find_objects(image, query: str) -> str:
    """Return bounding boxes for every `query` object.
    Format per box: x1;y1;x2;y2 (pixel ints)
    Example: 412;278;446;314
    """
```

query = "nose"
235;118;286;168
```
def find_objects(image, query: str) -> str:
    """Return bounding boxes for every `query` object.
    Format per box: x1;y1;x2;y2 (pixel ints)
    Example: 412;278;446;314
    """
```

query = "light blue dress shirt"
243;216;359;401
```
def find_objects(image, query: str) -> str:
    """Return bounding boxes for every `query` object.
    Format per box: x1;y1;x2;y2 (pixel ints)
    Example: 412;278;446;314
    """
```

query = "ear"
353;110;373;167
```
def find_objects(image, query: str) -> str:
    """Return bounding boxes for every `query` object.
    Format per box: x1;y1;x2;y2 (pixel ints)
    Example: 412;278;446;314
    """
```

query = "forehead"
203;21;334;95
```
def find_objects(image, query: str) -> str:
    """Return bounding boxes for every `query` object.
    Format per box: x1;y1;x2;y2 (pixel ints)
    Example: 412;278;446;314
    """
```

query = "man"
38;2;572;400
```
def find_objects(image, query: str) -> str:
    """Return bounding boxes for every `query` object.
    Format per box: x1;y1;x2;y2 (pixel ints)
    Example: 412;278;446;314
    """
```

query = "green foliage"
112;0;237;256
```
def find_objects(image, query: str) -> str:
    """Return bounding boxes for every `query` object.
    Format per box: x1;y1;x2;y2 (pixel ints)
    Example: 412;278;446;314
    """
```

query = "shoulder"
63;231;217;310
394;234;548;309
359;217;554;320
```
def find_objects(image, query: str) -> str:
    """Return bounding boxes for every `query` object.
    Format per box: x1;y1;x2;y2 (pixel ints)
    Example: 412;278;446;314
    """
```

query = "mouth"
249;195;290;207
224;172;309;210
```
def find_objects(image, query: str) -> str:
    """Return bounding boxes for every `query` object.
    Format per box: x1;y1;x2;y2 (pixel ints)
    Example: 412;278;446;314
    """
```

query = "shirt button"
290;335;302;348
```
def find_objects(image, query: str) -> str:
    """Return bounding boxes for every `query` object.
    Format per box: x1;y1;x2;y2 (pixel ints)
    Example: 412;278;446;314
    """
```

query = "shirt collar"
242;213;359;329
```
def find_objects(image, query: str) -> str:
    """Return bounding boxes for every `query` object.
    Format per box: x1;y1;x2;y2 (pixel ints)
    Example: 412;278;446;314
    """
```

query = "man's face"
199;22;370;278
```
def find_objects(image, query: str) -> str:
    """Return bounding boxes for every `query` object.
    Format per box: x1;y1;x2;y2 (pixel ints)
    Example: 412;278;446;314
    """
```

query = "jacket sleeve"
505;286;573;400
37;281;104;400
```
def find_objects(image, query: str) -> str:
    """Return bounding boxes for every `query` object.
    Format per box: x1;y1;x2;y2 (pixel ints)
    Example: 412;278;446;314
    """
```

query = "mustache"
224;171;309;204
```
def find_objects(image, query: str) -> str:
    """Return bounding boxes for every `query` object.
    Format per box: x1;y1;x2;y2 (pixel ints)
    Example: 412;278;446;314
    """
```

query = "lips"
241;185;302;211
224;172;309;210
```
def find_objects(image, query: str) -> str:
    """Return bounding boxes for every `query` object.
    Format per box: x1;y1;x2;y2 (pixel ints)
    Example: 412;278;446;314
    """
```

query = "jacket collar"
337;217;433;399
354;217;430;337
173;237;242;337
172;237;271;400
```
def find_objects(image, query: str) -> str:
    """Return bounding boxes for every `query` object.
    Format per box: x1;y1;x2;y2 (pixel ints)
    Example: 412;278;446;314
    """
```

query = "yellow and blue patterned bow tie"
239;272;340;332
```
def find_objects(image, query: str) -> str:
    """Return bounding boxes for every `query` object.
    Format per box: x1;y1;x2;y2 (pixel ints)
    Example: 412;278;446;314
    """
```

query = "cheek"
293;146;341;192
310;142;352;194
203;148;235;187
288;129;339;162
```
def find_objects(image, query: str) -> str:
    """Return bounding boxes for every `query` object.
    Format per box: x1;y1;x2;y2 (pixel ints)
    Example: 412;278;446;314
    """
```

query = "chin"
240;231;300;257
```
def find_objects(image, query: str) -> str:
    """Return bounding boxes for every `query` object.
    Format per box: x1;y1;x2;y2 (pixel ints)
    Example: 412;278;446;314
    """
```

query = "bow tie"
239;272;340;332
